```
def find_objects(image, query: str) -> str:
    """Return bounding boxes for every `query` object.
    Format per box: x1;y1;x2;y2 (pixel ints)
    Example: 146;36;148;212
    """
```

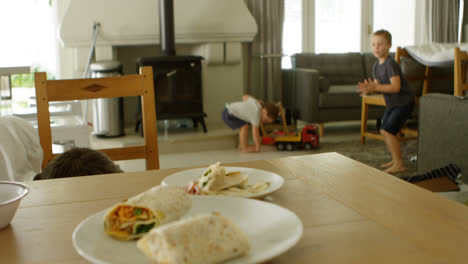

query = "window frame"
298;0;416;53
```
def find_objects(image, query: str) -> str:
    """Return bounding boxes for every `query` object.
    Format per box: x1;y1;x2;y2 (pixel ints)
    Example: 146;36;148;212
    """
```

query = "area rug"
310;138;418;178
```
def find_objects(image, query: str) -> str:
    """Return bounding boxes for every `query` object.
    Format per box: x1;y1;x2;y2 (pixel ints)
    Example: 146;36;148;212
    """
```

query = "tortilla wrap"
137;212;250;264
104;185;191;240
197;162;248;192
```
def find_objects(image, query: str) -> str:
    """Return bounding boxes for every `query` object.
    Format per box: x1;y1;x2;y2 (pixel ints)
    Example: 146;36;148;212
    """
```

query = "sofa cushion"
319;85;361;108
362;53;378;78
292;53;365;85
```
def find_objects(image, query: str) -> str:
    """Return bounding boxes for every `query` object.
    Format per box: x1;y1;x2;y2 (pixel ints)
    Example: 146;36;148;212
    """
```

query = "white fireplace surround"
60;0;257;71
58;0;257;128
60;0;257;48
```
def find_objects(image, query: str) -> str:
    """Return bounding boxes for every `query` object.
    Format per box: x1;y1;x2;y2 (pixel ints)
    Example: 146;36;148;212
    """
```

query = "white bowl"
0;181;30;229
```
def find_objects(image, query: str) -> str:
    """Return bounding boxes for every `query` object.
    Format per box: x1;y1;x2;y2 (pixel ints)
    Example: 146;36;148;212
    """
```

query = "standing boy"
222;94;279;152
357;29;414;174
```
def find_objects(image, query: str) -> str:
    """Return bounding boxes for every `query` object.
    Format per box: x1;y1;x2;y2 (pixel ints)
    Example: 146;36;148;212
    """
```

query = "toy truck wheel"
276;142;285;151
286;143;294;151
304;143;312;150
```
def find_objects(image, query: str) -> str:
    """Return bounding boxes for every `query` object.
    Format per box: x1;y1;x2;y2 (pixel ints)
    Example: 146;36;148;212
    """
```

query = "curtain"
428;0;460;43
414;0;429;44
246;0;285;102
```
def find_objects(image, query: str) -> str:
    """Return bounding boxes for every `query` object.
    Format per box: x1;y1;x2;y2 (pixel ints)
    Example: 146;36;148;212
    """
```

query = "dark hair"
37;147;122;179
373;29;392;45
263;102;280;121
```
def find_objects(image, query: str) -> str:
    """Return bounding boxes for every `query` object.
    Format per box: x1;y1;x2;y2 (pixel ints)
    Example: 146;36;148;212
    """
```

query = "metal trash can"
90;60;124;137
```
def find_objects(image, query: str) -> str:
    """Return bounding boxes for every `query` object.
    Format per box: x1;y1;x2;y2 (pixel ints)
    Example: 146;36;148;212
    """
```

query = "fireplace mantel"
59;0;257;48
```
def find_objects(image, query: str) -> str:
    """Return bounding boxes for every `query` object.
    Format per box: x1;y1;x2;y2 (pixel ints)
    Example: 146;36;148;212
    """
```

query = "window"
0;0;57;113
282;0;302;68
0;0;56;72
315;0;361;53
282;0;417;54
373;0;416;51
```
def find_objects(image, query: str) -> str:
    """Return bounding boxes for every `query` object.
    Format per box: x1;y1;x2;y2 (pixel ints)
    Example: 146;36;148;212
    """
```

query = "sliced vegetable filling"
108;205;158;237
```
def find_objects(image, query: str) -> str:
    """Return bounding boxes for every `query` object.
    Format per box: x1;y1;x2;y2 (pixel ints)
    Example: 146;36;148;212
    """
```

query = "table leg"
361;99;368;144
318;123;324;138
422;66;432;96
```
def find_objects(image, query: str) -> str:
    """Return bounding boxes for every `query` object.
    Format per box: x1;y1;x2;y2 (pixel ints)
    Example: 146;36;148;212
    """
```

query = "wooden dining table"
2;152;468;264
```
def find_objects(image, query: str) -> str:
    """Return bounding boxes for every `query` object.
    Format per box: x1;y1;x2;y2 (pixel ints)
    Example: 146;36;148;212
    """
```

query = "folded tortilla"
137;212;250;264
104;185;191;241
197;162;248;192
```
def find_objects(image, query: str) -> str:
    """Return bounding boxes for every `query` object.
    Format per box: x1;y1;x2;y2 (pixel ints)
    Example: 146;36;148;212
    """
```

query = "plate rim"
72;213;109;264
160;166;285;198
72;195;303;264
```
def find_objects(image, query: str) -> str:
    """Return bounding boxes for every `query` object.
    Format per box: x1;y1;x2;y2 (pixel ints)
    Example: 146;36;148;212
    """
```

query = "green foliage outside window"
11;66;55;88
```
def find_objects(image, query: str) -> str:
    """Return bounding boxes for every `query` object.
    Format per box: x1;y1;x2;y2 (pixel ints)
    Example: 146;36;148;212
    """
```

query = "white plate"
73;196;303;264
161;167;285;198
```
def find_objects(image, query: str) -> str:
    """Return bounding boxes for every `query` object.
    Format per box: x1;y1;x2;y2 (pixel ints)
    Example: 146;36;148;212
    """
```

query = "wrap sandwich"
185;162;269;197
104;185;191;241
197;162;248;192
137;212;251;264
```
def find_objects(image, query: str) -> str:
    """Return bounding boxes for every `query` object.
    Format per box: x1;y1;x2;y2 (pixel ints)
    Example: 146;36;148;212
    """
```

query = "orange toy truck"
274;124;319;151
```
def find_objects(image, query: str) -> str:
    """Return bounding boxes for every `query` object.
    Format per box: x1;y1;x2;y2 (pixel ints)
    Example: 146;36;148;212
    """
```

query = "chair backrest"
395;46;427;100
34;66;159;171
454;47;468;97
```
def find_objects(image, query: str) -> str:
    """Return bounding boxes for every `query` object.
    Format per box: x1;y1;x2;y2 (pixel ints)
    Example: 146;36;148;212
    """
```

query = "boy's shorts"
381;102;414;135
222;108;248;129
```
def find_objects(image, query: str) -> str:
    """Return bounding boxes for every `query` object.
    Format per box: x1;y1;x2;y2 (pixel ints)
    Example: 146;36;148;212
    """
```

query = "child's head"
261;102;279;124
37;147;123;179
372;29;392;59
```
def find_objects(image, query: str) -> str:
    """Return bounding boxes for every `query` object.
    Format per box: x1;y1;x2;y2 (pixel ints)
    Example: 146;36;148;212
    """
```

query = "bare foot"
381;160;393;168
241;145;259;153
384;163;406;174
238;144;249;152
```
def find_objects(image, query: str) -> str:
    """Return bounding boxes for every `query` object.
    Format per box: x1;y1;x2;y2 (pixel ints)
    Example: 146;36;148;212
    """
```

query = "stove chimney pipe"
159;0;176;56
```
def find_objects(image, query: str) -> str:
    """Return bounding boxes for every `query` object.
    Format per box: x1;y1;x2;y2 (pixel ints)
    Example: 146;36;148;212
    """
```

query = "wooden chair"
360;94;417;143
260;102;295;137
34;66;159;170
396;46;467;97
454;47;468;97
395;47;431;98
360;47;421;144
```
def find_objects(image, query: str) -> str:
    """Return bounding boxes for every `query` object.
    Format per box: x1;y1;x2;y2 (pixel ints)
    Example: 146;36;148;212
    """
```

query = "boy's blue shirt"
372;56;414;108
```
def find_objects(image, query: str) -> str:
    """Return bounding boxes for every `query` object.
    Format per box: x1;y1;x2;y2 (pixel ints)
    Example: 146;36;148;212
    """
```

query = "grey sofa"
281;52;425;135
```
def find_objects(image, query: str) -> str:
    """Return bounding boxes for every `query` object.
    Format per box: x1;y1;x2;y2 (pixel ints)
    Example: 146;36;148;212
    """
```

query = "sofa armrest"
417;93;468;183
282;68;321;123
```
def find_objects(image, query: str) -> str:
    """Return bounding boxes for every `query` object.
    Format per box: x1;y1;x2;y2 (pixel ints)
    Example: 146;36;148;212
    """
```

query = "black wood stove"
137;0;207;133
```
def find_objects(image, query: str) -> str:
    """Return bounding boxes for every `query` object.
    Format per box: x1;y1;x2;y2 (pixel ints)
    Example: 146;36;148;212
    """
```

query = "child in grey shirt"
357;29;414;174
